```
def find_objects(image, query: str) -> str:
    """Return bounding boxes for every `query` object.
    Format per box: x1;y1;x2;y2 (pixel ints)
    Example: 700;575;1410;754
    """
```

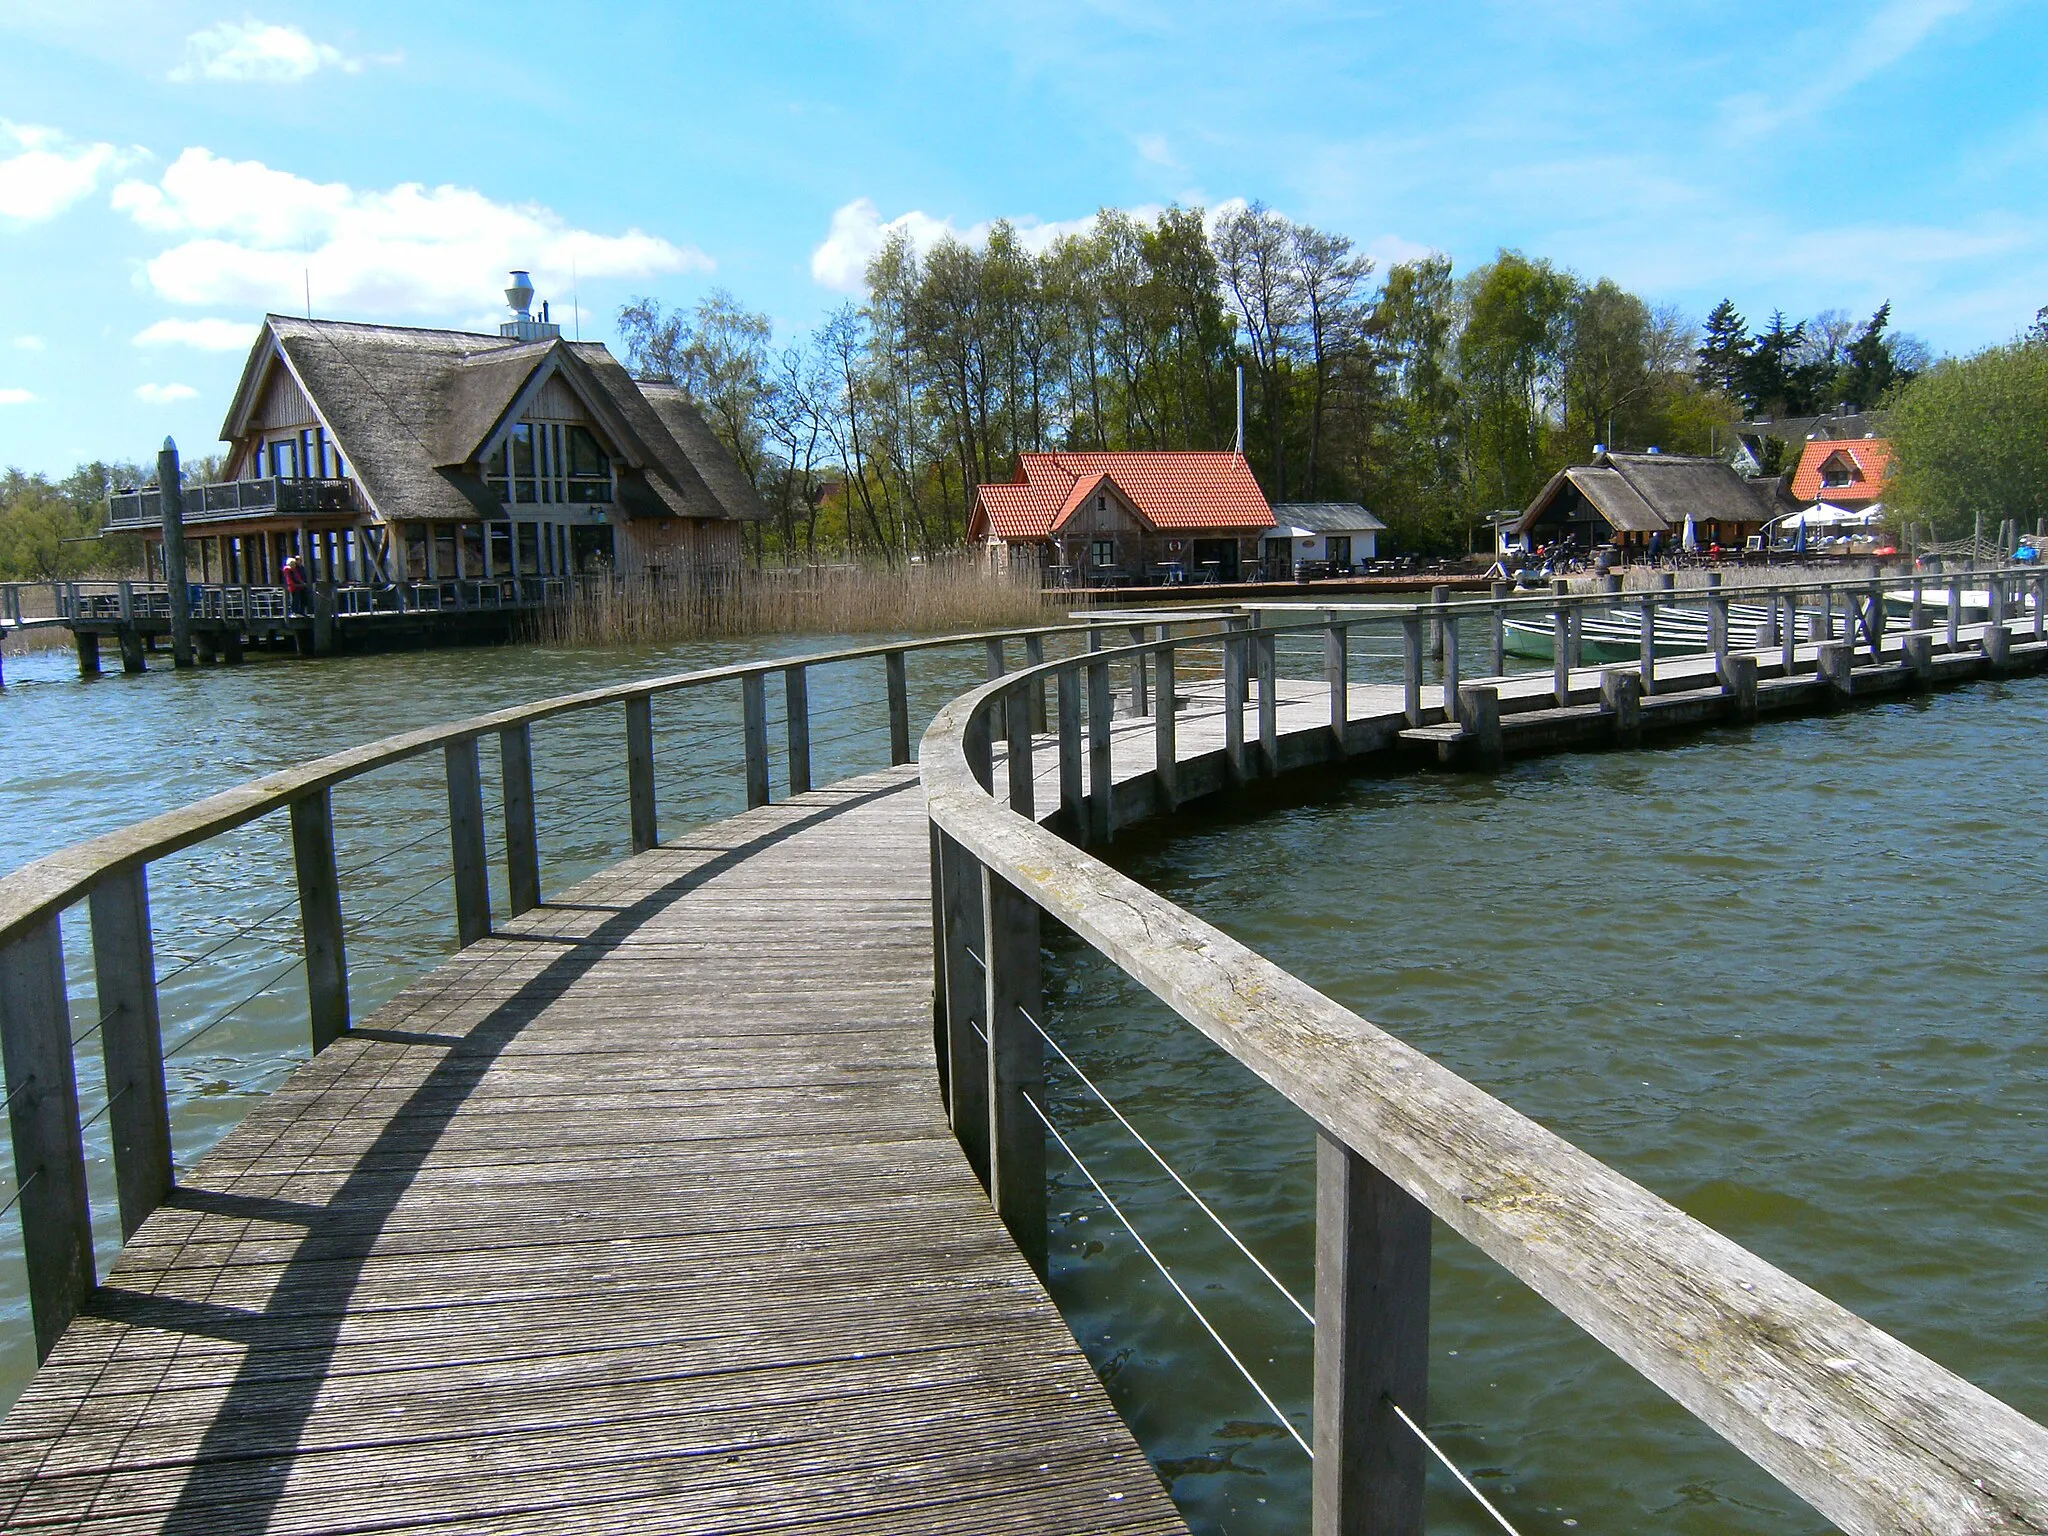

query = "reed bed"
528;559;1058;647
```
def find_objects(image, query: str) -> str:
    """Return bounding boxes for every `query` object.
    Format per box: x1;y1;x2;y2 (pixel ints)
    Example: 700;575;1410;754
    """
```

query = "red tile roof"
1790;437;1894;506
972;452;1275;540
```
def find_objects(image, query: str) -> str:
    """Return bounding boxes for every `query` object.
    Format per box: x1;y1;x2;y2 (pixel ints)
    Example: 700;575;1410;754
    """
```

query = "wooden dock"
0;768;1186;1533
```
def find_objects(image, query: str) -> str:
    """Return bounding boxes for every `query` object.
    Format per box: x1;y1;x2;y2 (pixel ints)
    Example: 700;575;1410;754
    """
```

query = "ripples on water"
1043;678;2048;1535
0;635;997;1410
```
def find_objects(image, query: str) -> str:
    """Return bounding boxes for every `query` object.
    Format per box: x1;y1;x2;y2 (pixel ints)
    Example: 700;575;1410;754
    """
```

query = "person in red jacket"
283;555;311;616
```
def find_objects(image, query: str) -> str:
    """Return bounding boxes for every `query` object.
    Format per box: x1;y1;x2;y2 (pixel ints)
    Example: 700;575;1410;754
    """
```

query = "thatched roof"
222;316;765;524
1516;452;1769;537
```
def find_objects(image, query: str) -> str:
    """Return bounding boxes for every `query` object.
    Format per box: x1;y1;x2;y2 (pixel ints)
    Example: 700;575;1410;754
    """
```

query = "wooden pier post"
500;724;541;915
1312;1134;1431;1536
444;738;491;948
1602;667;1642;748
784;665;811;798
1460;683;1502;768
1087;660;1114;842
742;673;770;809
86;868;173;1239
157;439;194;669
1947;578;1962;650
1126;625;1148;717
1817;640;1853;701
627;695;659;852
1708;572;1728;673
1638;591;1658;695
985;637;1005;681
0;917;95;1361
886;650;911;766
1983;610;2011;673
1489;582;1509;677
1780;592;1798;673
1723;653;1759;724
1909;577;1925;637
981;866;1046;1278
1903;631;1934;688
1056;668;1085;838
1428;584;1448;664
1155;646;1178;809
1440;604;1461;725
1325;624;1349;754
290;789;351;1049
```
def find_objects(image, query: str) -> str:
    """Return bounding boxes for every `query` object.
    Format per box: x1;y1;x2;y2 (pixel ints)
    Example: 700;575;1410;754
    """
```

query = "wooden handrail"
920;609;2048;1536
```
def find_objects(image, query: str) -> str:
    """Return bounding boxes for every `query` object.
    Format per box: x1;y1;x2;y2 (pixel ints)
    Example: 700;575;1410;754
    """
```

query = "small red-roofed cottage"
1790;438;1894;509
969;451;1277;584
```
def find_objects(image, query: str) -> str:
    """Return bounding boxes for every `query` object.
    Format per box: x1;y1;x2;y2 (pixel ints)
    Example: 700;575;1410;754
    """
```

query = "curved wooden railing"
920;580;2048;1536
0;616;1231;1360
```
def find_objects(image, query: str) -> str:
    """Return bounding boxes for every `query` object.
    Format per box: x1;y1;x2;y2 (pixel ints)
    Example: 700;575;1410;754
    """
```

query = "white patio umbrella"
1681;513;1699;553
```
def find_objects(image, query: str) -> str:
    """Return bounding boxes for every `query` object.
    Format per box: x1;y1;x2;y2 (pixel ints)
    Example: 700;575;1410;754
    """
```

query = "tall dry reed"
528;558;1058;646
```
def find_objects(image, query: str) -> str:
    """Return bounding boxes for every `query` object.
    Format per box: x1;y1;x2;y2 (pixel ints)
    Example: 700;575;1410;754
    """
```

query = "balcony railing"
106;477;359;529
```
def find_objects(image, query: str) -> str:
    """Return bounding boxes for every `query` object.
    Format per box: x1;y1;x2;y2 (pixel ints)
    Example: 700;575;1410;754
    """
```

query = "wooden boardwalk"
0;769;1187;1534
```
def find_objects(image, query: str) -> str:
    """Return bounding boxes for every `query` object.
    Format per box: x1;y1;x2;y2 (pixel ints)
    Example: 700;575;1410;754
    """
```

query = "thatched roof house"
117;279;763;591
1515;450;1772;552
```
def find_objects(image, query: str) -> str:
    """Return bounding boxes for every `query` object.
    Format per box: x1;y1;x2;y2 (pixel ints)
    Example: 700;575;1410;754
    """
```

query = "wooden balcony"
106;476;359;530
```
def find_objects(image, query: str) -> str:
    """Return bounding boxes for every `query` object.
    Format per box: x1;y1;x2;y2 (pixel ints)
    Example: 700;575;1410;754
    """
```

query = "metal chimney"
505;270;535;318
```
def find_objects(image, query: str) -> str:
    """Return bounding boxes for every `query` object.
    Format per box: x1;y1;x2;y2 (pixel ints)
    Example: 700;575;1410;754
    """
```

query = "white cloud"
0;388;36;406
135;382;199;404
112;148;708;315
133;316;256;351
0;121;122;223
11;336;44;351
810;197;1151;292
1134;132;1182;170
169;20;361;83
1722;0;1972;137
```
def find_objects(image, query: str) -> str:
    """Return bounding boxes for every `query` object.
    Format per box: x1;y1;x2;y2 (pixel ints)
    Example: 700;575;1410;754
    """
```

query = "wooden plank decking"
0;769;1188;1534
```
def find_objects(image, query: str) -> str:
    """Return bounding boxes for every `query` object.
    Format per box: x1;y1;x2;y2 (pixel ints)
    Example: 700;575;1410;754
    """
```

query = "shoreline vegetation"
525;558;1056;646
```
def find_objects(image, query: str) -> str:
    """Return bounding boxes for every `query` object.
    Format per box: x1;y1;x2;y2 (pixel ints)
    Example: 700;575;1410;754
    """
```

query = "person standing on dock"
284;555;311;616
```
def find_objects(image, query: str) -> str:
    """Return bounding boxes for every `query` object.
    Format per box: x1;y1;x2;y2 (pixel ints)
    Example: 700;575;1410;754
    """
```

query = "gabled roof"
1790;437;1893;505
1272;501;1386;534
973;451;1274;541
219;316;765;523
1516;451;1770;536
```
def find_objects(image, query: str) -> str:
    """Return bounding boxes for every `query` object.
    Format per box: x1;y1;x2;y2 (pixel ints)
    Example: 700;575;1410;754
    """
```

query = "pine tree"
1837;301;1901;410
1695;299;1749;397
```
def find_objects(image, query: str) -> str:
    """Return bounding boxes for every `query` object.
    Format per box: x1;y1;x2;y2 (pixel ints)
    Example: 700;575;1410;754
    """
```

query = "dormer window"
1821;455;1858;489
485;421;614;506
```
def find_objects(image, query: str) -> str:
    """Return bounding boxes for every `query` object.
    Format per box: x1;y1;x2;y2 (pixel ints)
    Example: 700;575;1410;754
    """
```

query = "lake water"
1039;676;2048;1534
0;632;2040;1536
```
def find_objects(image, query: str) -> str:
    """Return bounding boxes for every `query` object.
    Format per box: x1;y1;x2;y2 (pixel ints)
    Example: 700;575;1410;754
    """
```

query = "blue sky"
0;0;2039;475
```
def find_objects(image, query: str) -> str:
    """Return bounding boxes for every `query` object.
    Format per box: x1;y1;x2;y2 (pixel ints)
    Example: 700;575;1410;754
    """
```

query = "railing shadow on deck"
922;568;2048;1536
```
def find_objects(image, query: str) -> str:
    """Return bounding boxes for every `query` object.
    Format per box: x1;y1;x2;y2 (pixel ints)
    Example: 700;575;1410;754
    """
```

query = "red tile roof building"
969;451;1276;583
1790;438;1894;507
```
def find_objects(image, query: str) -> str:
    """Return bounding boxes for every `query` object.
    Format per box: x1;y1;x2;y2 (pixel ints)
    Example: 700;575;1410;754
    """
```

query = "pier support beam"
73;631;100;677
1313;1134;1431;1536
1902;632;1935;689
1816;641;1853;702
117;630;145;674
1721;653;1759;725
1459;683;1502;769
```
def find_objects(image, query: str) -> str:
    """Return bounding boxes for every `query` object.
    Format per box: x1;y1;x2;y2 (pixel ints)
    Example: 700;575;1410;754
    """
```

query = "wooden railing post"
1312;1133;1430;1536
886;650;912;766
1224;629;1250;778
1086;659;1113;843
985;637;1005;681
1400;614;1422;725
1550;596;1570;705
290;789;351;1049
444;738;490;948
1004;682;1033;816
87;868;172;1238
1489;582;1510;677
742;673;770;809
1126;625;1148;717
1708;572;1729;674
1255;631;1278;775
1639;591;1658;695
1024;633;1047;734
1440;604;1461;725
1946;577;1962;650
1057;667;1086;838
981;865;1045;1278
500;724;540;915
937;831;989;1189
1909;576;1925;636
626;695;658;852
1154;644;1178;809
1325;623;1349;755
0;918;95;1360
2035;570;2045;642
784;664;812;797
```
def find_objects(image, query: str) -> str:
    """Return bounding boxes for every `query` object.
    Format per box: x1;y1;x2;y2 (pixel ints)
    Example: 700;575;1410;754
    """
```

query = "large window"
1092;539;1116;567
485;420;614;506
